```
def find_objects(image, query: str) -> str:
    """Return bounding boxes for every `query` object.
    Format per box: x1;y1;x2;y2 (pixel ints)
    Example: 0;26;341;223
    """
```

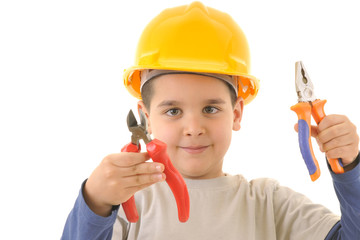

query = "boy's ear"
137;101;152;134
232;97;244;131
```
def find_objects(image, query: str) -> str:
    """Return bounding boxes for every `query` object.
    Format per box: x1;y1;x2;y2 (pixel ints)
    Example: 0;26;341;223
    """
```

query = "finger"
317;122;351;144
105;152;151;167
118;174;166;204
121;181;163;202
321;133;355;152
325;144;359;162
122;173;166;189
310;125;319;138
294;123;298;132
120;162;165;177
318;114;348;132
121;183;154;203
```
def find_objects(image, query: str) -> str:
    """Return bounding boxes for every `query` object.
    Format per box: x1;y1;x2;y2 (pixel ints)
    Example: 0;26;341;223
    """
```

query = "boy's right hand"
83;152;165;217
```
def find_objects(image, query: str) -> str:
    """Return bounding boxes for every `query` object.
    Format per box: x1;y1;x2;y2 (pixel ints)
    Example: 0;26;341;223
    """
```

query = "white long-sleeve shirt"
112;174;339;239
62;157;360;239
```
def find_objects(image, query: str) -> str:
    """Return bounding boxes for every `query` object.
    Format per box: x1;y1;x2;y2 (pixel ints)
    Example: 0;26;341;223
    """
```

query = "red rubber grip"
121;142;140;222
146;139;190;222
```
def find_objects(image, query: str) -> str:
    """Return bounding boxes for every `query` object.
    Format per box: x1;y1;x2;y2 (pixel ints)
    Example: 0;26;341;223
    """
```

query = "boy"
62;2;360;239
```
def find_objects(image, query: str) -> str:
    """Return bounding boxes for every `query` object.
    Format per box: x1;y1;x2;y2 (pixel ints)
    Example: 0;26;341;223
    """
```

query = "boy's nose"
183;115;206;137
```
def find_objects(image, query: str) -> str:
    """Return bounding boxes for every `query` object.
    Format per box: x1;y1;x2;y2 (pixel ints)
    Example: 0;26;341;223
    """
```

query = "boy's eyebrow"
156;98;226;108
205;98;226;104
157;100;181;108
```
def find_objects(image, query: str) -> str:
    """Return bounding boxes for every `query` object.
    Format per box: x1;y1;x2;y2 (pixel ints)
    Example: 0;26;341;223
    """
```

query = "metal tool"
121;109;190;222
291;61;344;181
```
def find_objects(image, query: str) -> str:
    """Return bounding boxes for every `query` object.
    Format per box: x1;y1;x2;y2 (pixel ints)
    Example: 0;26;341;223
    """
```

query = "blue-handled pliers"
291;61;344;181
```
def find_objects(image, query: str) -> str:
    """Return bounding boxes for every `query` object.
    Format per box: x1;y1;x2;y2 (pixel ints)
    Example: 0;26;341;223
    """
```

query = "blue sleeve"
61;180;119;240
325;154;360;239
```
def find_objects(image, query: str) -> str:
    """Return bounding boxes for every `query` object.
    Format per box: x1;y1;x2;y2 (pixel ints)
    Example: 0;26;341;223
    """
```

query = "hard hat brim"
124;66;259;105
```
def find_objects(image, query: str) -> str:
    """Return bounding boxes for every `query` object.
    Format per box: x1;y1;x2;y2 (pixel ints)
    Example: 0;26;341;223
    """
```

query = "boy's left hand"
296;114;359;167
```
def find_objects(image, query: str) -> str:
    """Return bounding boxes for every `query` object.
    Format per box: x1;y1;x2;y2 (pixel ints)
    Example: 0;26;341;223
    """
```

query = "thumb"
294;123;319;138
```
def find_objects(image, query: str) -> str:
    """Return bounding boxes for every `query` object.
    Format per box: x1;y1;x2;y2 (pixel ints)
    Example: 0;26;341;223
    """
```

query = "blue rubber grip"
298;119;317;175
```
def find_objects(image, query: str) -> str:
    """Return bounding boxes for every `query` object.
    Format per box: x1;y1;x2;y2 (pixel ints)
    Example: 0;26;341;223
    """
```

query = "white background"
1;0;359;238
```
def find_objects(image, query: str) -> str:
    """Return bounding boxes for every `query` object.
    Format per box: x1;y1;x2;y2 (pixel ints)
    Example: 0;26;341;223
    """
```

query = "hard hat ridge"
123;1;259;105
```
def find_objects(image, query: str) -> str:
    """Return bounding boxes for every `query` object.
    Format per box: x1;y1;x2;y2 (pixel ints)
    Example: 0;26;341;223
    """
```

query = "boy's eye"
203;106;219;114
165;108;181;116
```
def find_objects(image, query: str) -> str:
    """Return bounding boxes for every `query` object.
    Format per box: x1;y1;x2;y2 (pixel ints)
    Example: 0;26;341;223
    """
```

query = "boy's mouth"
179;145;209;154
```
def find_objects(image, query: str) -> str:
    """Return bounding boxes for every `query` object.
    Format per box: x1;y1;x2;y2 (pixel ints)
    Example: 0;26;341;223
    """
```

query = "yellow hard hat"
123;1;259;105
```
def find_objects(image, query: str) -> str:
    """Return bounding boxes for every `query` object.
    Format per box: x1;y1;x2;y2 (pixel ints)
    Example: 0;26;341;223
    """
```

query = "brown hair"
141;78;237;112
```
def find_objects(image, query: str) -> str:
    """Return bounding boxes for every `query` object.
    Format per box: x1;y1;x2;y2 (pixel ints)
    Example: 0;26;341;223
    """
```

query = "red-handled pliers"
121;109;190;222
291;61;344;181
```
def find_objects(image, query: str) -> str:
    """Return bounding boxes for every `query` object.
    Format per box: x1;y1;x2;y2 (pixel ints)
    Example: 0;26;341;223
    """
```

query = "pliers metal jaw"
295;62;316;103
291;61;344;181
121;109;190;222
127;109;152;147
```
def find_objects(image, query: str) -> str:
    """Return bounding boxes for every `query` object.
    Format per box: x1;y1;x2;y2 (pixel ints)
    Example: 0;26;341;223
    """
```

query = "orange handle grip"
312;100;344;174
291;102;321;181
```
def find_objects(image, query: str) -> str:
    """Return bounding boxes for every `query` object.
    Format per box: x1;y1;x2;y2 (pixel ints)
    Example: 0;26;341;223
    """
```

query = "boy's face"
138;74;243;179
